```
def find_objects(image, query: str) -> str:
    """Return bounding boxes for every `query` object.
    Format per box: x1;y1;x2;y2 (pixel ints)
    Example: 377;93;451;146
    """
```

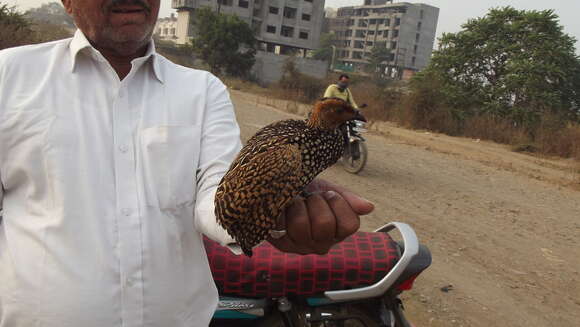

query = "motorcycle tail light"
397;274;419;291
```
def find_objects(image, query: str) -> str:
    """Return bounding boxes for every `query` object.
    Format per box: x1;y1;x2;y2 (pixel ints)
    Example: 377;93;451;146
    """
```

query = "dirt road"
229;91;580;327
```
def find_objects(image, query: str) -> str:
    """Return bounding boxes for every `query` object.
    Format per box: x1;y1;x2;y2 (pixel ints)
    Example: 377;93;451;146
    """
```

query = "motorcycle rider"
323;74;359;110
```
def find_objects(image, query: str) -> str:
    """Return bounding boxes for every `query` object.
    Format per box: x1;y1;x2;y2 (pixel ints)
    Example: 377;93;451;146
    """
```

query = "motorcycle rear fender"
324;222;420;301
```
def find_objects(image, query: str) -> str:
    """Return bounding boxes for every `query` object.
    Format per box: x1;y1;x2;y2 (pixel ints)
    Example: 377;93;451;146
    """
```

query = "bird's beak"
354;109;367;122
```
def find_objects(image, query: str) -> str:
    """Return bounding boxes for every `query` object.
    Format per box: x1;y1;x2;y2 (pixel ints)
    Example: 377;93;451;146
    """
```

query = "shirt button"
119;145;129;153
121;208;132;216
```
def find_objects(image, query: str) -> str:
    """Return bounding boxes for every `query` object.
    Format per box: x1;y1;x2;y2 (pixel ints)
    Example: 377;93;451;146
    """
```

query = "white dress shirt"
0;30;241;327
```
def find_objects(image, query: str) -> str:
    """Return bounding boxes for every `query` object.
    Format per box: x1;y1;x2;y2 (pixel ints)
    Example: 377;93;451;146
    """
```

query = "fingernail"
345;191;373;206
323;190;338;200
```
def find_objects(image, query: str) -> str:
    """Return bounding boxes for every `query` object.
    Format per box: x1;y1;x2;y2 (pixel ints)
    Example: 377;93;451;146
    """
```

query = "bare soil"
230;91;580;327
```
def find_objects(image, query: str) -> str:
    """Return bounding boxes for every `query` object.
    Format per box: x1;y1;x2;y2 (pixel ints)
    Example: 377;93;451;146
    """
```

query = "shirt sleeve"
347;88;359;109
194;74;243;254
323;85;335;99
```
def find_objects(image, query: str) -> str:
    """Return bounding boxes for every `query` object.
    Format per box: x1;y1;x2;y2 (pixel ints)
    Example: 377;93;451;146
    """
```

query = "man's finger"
285;198;312;249
323;190;360;241
306;194;337;244
306;179;374;215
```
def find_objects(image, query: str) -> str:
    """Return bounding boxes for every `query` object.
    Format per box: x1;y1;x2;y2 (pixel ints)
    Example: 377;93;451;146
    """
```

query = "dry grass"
222;77;270;96
536;123;580;159
463;115;529;145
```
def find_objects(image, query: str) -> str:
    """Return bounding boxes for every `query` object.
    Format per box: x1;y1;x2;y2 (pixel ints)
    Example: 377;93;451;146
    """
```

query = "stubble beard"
99;23;154;56
73;8;155;57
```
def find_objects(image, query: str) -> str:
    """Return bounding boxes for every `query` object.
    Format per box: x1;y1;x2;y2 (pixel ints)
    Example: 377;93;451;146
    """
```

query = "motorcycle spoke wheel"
342;142;368;174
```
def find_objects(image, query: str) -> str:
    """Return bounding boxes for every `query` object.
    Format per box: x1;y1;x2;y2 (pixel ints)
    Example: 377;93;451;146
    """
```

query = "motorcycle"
341;119;368;174
341;103;369;174
207;222;432;327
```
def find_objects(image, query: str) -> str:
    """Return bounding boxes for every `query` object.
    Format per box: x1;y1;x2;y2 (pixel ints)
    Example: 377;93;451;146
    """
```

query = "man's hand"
268;179;374;255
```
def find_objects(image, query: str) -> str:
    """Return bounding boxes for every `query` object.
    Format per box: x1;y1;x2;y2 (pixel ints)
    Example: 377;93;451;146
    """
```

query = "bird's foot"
300;190;314;198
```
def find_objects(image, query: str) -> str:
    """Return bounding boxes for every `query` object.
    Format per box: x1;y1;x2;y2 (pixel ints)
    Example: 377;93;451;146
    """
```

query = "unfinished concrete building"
329;0;439;77
172;0;325;54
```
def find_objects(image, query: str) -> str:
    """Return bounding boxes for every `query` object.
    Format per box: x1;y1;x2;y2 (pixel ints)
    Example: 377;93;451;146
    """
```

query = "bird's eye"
335;107;345;113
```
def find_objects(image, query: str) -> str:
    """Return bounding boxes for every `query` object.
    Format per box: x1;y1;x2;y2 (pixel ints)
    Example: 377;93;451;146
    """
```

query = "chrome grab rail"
324;222;420;301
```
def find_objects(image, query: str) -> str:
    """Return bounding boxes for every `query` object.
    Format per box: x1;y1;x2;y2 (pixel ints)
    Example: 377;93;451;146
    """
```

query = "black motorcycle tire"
342;141;368;174
255;305;381;327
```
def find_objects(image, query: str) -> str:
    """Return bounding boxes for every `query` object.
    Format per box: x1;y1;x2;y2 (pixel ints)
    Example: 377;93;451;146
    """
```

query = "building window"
299;31;309;39
393;30;399;38
416;33;420;42
353;51;363;59
414;45;418;54
391;41;397;49
219;0;233;6
358;19;367;27
283;7;297;19
369;19;376;25
171;28;175;35
377;30;383;35
269;6;279;14
238;0;249;8
384;30;389;38
302;13;311;21
378;19;385;25
304;0;313;2
354;41;364;49
281;25;294;37
385;18;391;26
395;17;401;26
417;21;422;31
266;25;276;33
366;41;373;46
345;30;353;37
420;9;424;19
355;30;366;38
412;57;416;66
368;30;375;35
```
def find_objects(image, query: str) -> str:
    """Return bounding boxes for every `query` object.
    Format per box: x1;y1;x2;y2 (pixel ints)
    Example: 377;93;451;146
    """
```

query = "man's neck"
96;43;149;80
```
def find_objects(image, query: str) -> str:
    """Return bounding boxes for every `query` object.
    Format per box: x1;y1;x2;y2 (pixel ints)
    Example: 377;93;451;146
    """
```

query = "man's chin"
101;26;153;54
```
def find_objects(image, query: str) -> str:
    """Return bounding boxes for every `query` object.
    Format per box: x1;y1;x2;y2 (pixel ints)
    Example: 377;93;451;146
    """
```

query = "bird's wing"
215;143;303;254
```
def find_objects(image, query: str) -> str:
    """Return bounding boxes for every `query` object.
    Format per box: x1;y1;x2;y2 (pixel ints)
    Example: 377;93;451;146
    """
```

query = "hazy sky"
5;0;580;50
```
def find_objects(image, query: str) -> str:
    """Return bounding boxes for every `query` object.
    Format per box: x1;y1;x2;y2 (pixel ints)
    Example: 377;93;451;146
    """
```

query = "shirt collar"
69;29;165;84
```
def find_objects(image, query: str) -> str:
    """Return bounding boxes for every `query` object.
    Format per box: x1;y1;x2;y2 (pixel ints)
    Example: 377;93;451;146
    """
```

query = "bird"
214;98;367;256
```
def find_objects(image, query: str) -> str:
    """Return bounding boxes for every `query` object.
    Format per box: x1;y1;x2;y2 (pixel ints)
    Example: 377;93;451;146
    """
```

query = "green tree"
366;42;391;77
25;2;74;28
424;6;580;127
312;32;336;65
0;3;34;50
191;7;257;77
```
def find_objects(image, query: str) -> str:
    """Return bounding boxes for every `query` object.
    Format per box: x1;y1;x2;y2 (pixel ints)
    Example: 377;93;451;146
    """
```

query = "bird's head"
307;98;367;130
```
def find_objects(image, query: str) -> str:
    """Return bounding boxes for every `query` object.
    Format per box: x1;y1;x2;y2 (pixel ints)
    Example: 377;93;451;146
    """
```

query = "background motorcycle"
342;104;369;174
207;222;431;327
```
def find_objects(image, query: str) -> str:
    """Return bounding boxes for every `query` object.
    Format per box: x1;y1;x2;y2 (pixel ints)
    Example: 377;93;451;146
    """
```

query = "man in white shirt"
0;0;374;326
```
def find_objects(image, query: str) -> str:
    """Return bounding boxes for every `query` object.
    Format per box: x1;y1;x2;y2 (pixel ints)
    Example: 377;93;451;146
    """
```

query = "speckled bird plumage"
215;98;365;256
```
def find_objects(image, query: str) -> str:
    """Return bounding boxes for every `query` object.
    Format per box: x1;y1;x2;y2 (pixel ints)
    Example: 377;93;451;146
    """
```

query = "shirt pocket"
139;125;201;210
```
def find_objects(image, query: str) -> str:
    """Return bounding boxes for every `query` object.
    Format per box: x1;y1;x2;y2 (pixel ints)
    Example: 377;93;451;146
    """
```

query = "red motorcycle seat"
204;232;399;298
